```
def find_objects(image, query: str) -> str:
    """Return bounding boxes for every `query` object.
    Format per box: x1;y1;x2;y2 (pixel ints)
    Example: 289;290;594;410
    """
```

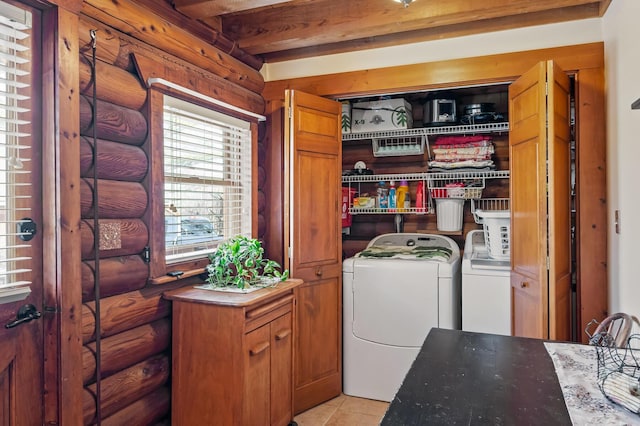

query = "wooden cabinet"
164;279;302;426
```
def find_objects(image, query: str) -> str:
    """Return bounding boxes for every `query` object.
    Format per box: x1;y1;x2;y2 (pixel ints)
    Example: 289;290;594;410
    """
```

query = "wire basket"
590;334;640;415
586;316;640;416
372;134;425;157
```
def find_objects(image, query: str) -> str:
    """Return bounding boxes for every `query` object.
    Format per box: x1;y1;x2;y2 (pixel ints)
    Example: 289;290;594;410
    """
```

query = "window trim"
145;86;259;283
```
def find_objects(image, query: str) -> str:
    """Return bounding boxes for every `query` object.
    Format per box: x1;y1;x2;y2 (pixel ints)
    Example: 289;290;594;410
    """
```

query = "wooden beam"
128;0;264;70
81;0;265;94
222;0;603;54
174;0;295;16
260;4;601;63
43;6;84;426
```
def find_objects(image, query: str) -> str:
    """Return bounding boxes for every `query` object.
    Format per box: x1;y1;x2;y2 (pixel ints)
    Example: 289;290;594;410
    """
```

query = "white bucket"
436;198;465;232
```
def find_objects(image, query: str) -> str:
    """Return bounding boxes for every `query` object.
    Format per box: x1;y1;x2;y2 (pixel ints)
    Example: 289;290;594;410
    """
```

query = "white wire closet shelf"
343;122;510;158
341;170;509;184
342;122;510;141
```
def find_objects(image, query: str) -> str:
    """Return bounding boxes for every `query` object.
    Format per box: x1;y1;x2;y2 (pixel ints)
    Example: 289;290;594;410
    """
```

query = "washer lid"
470;251;510;271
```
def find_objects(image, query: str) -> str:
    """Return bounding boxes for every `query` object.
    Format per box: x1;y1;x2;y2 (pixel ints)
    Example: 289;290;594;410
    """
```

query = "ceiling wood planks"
166;0;611;63
172;0;296;16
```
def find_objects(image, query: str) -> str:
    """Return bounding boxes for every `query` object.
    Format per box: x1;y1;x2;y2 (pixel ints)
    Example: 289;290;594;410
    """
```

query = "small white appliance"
462;229;511;336
342;233;461;402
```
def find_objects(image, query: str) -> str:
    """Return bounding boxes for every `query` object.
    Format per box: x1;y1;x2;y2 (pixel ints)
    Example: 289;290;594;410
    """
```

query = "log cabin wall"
72;6;267;424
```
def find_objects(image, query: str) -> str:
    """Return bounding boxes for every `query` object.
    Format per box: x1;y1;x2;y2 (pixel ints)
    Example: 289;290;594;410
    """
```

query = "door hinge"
288;246;292;260
547;256;550;270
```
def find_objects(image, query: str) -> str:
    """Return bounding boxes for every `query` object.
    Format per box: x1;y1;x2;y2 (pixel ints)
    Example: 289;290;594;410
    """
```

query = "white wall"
603;0;640;316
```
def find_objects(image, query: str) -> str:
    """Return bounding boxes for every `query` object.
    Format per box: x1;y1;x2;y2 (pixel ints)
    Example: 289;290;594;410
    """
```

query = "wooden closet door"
508;61;571;340
284;90;342;413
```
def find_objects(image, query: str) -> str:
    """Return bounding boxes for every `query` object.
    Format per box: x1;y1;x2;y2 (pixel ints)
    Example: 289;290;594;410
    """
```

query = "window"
0;2;34;303
163;96;252;264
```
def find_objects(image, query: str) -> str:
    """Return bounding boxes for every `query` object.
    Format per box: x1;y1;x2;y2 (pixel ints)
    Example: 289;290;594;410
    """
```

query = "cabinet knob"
521;281;529;288
315;267;323;277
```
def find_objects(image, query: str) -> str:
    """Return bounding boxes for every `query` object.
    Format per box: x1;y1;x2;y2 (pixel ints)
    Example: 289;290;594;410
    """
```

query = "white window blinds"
163;96;252;263
0;2;33;302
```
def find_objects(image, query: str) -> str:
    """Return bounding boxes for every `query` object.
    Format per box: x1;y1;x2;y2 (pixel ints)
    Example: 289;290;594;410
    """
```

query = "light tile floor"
293;394;389;426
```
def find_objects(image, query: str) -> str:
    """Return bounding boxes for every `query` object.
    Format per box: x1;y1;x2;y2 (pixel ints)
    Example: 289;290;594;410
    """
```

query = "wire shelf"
342;122;510;141
341;170;509;183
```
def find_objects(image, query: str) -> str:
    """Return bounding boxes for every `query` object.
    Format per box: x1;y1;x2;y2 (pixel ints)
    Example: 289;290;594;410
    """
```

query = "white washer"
342;233;461;402
462;229;511;336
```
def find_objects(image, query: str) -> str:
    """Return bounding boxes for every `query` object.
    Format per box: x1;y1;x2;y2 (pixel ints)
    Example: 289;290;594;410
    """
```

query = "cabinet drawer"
245;292;293;332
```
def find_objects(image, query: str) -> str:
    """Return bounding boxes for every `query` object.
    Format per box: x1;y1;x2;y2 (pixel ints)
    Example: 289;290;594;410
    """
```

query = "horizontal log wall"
76;2;267;420
82;354;170;424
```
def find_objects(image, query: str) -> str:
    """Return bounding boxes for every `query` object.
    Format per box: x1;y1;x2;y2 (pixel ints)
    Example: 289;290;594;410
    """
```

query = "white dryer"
342;233;461;402
462;229;511;336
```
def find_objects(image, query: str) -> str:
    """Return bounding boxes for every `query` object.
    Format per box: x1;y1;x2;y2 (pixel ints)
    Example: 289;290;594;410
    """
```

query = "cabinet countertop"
163;278;303;307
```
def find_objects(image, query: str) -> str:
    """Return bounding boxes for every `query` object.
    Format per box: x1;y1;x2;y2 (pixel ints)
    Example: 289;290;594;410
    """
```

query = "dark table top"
381;328;572;425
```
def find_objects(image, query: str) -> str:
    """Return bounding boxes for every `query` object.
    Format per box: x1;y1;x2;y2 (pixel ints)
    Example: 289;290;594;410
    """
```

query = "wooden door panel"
511;272;544;338
285;90;342;412
0;335;16;426
510;141;542;281
271;313;293;426
293;151;340;268
509;60;571;340
509;61;548;339
293;278;341;413
294;280;340;386
547;61;572;341
244;323;271;426
296;108;340;151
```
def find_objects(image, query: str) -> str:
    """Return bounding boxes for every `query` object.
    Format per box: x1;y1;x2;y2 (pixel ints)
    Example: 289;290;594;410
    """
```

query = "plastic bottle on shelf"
416;181;425;212
397;180;409;212
404;187;411;211
377;181;389;210
388;181;397;211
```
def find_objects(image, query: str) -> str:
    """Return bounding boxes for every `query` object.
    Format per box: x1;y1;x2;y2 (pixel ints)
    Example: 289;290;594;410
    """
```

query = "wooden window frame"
145;86;259;284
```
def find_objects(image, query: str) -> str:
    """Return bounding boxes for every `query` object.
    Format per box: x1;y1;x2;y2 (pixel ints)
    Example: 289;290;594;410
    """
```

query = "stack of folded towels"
428;135;495;172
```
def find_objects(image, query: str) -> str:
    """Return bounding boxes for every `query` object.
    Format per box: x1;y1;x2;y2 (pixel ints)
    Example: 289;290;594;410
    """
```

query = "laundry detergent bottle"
388;181;397;211
377;181;389;209
397;180;409;212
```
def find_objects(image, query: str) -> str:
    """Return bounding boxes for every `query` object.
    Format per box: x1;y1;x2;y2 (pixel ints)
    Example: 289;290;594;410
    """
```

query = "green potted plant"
204;235;289;290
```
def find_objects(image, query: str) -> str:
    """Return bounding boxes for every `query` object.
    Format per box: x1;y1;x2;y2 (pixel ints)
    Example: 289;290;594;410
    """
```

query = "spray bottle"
416;181;425;213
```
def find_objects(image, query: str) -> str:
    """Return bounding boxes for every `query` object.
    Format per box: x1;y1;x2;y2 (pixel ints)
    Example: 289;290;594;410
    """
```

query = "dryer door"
352;259;440;347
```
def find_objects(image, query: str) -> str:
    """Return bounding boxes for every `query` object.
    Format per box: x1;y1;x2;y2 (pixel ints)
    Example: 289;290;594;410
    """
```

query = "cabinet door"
271;312;293;426
509;61;571;340
244;323;271;425
284;90;342;413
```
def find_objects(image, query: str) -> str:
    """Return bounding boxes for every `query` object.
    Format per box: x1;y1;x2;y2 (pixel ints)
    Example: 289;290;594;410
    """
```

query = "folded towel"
434;135;492;145
356;245;453;261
